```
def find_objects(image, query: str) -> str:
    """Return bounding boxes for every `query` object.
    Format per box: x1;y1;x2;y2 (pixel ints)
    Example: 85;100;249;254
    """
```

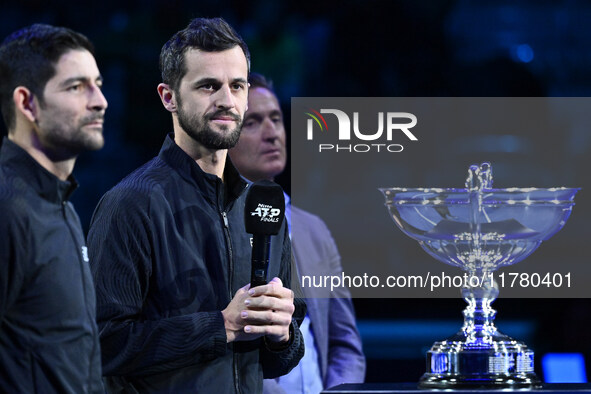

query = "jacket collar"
158;133;247;205
0;137;78;204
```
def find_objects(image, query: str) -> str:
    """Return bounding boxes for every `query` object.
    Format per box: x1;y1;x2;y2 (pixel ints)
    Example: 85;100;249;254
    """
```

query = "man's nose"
261;118;280;140
213;85;235;109
88;84;108;111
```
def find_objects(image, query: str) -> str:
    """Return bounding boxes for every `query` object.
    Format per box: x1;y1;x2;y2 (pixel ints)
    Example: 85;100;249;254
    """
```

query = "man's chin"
88;140;105;151
82;133;105;151
209;119;238;130
261;162;286;180
202;140;239;150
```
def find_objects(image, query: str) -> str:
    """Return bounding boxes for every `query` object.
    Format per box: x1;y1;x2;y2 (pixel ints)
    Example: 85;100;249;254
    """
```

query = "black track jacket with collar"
88;134;304;393
0;138;103;393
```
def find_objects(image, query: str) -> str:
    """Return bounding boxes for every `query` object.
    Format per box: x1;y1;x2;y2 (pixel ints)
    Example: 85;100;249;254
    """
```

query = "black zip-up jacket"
88;134;305;393
0;138;103;393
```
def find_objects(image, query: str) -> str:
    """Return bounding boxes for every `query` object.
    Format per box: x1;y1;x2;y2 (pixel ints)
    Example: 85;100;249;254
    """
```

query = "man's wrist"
264;323;294;351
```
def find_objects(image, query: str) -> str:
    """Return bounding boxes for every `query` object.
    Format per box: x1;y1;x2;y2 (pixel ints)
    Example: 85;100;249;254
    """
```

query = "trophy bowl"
380;163;579;389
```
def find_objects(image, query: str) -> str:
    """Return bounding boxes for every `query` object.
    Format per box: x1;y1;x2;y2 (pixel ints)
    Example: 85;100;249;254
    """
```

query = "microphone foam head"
244;180;285;235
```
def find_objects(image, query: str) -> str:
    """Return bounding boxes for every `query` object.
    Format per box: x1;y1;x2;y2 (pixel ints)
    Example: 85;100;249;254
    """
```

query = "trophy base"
418;335;542;389
419;372;541;389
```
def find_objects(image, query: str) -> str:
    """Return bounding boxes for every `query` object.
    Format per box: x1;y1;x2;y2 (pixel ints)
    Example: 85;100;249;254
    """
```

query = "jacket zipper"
220;210;242;394
221;211;233;299
62;201;98;390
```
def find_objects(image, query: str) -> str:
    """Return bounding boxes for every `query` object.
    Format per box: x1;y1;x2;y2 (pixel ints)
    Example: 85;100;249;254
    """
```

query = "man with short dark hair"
229;73;366;393
88;18;304;393
0;23;107;393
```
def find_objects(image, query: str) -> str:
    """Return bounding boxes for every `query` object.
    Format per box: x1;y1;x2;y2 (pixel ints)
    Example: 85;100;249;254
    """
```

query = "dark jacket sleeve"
88;189;227;377
260;225;306;379
0;201;28;323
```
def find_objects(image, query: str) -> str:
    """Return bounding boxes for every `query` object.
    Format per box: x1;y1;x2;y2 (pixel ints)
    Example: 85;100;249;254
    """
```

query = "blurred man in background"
229;72;366;393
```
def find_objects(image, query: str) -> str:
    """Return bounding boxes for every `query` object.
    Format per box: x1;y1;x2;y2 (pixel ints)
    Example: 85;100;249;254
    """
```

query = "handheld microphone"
244;180;285;288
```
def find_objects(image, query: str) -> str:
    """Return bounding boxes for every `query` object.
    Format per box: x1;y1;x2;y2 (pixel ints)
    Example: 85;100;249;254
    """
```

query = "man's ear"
157;83;177;113
13;86;37;124
245;82;250;112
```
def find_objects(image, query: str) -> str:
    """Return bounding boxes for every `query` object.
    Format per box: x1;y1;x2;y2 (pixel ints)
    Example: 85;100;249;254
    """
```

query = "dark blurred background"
1;0;591;384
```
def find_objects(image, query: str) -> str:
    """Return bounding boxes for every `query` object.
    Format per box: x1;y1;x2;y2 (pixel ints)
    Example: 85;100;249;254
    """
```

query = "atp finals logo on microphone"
250;203;282;223
304;108;418;153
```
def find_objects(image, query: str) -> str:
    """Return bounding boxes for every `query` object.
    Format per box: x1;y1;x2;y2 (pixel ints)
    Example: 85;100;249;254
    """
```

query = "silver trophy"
380;163;578;388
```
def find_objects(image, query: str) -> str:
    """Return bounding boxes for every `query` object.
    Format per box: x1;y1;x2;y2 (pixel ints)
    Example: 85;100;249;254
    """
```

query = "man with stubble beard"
0;24;107;393
88;18;304;393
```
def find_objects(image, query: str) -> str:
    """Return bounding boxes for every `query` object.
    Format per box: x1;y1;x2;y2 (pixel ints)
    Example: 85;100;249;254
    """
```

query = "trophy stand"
419;277;540;388
380;162;578;389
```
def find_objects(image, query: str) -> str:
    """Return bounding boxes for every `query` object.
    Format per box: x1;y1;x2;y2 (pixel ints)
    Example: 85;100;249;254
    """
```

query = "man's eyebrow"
59;75;103;88
244;112;263;121
232;77;248;85
244;109;282;122
193;77;220;87
192;77;248;88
